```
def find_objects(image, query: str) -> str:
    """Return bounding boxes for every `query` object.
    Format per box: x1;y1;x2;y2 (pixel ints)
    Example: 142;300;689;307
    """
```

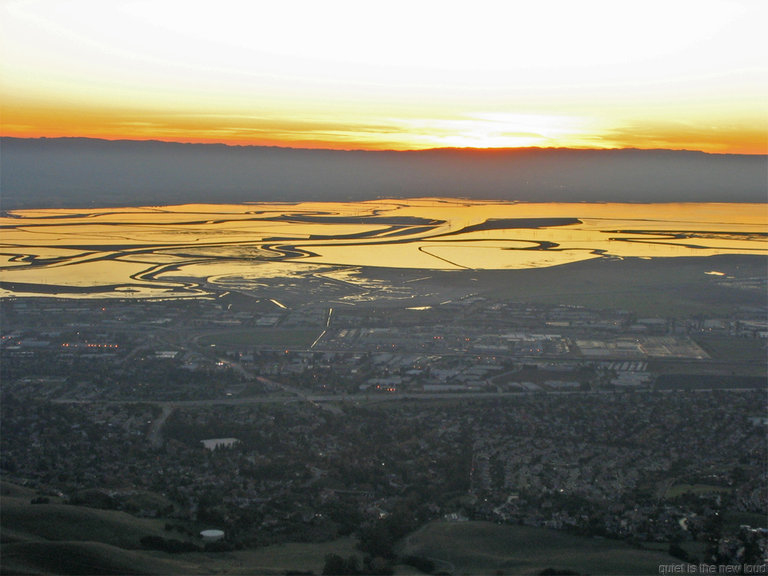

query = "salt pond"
1;199;765;298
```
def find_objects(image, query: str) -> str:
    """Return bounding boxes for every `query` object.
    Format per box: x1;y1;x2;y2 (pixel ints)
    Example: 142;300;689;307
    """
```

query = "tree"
703;511;724;563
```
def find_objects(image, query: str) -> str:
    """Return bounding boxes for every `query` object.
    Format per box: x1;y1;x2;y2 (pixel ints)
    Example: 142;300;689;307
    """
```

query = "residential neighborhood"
1;290;766;568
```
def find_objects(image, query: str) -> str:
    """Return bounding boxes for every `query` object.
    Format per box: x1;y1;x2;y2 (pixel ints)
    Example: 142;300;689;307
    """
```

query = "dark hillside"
2;138;764;209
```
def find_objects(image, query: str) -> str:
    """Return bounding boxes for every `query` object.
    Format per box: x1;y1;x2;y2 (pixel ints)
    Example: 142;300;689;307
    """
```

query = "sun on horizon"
1;0;766;154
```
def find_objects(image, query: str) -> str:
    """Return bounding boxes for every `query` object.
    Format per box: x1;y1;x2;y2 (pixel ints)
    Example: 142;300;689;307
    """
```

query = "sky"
1;0;766;153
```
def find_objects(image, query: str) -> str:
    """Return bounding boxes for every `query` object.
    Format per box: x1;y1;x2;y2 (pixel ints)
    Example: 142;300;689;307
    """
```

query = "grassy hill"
0;490;204;575
1;482;690;575
1;541;208;576
398;520;685;575
1;497;173;549
198;538;360;575
0;486;359;575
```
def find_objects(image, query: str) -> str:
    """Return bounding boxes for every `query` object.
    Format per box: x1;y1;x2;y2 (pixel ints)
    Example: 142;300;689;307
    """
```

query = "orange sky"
1;0;766;153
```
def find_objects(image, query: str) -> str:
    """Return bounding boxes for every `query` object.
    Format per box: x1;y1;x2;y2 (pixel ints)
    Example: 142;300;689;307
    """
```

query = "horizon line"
3;135;766;157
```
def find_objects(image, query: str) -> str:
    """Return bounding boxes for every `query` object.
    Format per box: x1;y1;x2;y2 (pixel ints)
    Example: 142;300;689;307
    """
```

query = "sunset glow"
1;0;766;153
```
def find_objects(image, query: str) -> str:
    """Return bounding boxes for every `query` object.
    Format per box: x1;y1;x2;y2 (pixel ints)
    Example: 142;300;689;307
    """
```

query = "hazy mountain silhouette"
1;137;765;209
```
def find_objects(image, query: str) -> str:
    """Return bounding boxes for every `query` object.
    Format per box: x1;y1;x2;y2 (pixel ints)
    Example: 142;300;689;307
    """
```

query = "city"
2;256;766;573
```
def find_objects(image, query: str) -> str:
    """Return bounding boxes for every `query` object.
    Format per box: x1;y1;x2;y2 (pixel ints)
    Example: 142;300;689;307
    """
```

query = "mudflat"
1;199;765;298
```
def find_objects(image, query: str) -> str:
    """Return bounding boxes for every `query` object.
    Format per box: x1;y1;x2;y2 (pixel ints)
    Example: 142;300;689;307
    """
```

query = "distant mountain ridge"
1;137;765;209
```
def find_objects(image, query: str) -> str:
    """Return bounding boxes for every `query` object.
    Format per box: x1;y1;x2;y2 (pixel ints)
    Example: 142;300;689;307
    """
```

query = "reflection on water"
1;199;766;298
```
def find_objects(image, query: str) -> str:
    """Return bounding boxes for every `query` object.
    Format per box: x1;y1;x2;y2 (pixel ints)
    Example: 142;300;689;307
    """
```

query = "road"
257;375;343;415
50;385;762;449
